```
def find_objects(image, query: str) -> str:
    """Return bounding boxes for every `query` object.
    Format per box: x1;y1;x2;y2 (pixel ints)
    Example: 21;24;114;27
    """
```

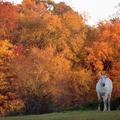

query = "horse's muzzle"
102;83;105;87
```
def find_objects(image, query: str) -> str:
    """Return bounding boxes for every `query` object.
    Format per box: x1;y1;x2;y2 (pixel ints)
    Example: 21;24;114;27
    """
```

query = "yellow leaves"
0;40;13;59
8;99;25;111
50;55;71;76
0;95;8;101
31;46;54;67
2;0;120;115
73;69;92;90
61;69;93;105
62;11;84;32
69;34;85;54
31;46;71;80
0;71;25;115
47;15;62;31
46;15;70;41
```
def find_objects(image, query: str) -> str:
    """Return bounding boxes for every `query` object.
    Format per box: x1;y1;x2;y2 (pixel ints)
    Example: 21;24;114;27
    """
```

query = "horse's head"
101;75;107;87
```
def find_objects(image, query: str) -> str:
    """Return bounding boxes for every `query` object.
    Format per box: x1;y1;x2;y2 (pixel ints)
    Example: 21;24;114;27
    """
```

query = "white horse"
96;75;113;111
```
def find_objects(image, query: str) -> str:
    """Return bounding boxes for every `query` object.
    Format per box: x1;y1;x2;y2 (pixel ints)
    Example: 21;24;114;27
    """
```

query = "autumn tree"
82;19;120;100
0;1;19;41
16;0;54;47
0;40;25;116
1;0;120;115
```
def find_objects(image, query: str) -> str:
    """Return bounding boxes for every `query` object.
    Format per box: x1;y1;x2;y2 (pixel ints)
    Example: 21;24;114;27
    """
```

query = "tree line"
0;0;120;116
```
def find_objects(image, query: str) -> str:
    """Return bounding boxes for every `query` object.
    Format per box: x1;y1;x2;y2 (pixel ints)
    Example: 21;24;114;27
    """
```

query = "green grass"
0;111;120;120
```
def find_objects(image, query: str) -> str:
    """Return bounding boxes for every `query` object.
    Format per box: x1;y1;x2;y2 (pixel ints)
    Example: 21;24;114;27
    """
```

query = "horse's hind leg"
108;94;111;111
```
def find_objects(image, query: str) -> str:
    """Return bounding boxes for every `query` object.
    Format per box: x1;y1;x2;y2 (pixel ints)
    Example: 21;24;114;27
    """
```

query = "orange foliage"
0;40;25;115
1;0;120;116
0;1;18;40
84;41;113;75
83;19;120;101
62;11;84;33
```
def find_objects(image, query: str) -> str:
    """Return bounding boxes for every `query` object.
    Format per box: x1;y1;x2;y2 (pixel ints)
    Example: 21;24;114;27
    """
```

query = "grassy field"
0;111;120;120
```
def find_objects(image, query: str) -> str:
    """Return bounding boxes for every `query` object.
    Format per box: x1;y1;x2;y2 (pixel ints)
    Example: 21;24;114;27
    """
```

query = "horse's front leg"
108;94;111;111
97;93;101;111
103;95;107;111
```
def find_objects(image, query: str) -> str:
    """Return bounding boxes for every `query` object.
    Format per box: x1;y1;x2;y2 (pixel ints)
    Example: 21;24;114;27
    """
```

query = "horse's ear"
106;73;110;78
103;60;112;71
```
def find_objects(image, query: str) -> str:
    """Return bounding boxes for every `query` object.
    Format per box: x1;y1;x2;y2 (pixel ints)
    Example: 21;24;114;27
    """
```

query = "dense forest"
0;0;120;116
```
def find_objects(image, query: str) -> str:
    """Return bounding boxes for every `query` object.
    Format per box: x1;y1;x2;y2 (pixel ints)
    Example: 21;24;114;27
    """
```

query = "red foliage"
0;1;19;40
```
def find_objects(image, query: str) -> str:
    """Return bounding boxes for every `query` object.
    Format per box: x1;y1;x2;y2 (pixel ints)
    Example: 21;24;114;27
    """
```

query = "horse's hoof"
103;109;107;112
